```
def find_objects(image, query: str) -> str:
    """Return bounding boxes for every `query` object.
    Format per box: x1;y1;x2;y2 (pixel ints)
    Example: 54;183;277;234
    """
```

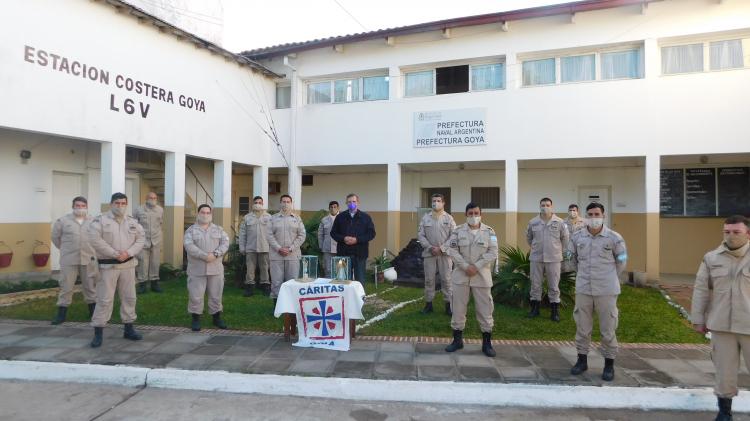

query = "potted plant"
0;241;12;268
32;240;50;267
371;254;392;283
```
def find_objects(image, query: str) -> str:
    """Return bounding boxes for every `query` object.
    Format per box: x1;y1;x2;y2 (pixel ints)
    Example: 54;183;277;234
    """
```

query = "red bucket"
0;252;12;268
32;241;50;268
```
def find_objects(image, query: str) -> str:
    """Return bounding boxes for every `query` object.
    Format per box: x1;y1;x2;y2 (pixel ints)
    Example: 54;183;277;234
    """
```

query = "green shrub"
491;245;575;308
0;279;59;294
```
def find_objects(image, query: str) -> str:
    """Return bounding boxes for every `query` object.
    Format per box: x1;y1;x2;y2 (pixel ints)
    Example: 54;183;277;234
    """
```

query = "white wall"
0;0;274;168
261;0;750;168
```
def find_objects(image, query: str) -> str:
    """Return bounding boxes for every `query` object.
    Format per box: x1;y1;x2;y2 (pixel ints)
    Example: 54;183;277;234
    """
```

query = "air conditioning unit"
268;181;281;194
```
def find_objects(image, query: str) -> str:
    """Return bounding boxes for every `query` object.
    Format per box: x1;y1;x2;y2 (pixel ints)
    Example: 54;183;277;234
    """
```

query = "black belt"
98;257;133;264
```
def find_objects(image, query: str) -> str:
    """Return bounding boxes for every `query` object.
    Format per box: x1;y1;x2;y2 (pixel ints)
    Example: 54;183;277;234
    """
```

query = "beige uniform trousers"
424;255;453;302
57;264;98;306
322;252;335;278
270;260;299;299
187;274;224;315
245;252;270;285
450;284;494;333
137;246;161;282
573;293;619;358
711;331;750;398
530;261;562;303
91;267;137;327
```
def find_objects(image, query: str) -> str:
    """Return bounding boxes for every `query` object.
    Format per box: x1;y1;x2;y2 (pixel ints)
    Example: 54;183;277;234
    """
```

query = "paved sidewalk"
0;318;731;389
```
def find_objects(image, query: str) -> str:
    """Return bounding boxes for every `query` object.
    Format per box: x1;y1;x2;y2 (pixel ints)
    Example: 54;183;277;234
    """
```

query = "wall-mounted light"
20;150;31;160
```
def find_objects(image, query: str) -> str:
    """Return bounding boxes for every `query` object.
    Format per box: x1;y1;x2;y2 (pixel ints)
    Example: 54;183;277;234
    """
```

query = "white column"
388;66;400;100
645;155;660;215
645;154;661;282
505;52;519;90
253;165;269;203
643;38;659;79
164;152;186;207
288;165;302;207
504;159;519;246
387;163;402;253
213;159;232;209
100;142;126;207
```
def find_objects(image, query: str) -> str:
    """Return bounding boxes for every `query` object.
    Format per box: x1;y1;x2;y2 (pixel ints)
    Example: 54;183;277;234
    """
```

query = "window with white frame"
522;58;556;86
405;70;434;97
275;84;291;109
561;54;595;83
521;45;643;87
471;63;505;90
307;74;389;104
405;62;505;97
662;43;704;74
710;39;744;70
600;49;642;80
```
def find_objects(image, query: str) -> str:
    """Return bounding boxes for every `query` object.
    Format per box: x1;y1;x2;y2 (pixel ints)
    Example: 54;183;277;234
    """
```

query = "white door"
51;172;83;270
578;186;612;227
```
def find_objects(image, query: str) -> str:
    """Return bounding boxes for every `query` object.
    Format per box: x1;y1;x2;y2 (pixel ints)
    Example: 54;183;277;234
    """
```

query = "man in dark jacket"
330;193;376;283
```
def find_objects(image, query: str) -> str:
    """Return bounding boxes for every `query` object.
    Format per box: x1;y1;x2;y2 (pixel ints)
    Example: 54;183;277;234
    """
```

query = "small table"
274;278;365;351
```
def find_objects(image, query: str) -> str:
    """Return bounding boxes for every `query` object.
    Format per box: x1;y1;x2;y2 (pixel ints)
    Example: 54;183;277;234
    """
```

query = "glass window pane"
363;76;389;100
522;58;556;86
334;79;360;103
561;54;595;83
661;44;703;74
471;63;505;90
601;49;643;79
405;70;434;97
275;85;290;109
710;39;744;70
307;81;331;104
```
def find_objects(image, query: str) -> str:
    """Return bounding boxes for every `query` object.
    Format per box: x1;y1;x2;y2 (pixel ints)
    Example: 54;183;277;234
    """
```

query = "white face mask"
146;199;157;208
252;203;263;212
330;208;339;216
540;207;552;215
568;210;578;219
588;217;604;229
432;202;444;211
111;206;126;217
281;203;292;212
467;216;481;226
73;208;87;217
197;214;212;224
724;233;749;250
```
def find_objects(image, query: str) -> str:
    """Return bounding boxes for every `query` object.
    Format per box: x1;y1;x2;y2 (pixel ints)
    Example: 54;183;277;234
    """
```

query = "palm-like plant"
491;245;576;308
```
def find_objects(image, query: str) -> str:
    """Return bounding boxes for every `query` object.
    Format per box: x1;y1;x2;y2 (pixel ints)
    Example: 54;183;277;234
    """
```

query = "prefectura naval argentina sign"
23;45;206;118
413;108;487;148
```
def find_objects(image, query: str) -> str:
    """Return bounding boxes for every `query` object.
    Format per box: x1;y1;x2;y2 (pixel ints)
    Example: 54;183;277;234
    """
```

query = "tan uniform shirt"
317;214;337;254
184;223;230;276
526;215;569;263
447;223;499;288
133;204;163;248
568;226;627;296
266;212;306;261
88;211;145;269
691;242;750;335
239;211;271;253
564;217;586;236
417;211;456;258
52;213;95;266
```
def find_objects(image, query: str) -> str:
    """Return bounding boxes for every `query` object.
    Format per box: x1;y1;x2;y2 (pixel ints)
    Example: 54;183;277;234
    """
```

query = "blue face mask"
348;202;357;211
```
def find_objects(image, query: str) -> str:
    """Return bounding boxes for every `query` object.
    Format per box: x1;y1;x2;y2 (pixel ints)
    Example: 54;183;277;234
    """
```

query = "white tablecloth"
274;278;365;351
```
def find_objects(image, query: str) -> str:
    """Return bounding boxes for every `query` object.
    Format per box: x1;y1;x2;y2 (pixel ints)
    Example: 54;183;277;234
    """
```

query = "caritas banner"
274;279;365;351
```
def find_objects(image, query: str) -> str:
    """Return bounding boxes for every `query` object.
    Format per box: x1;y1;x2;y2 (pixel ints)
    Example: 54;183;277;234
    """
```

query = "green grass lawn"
0;275;705;344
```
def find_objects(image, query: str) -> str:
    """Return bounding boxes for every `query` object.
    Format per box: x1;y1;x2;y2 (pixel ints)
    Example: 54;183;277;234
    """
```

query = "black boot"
527;300;540;318
445;302;452;316
420;301;434;314
191;313;201;331
150;280;163;293
445;329;464;352
571;354;588;375
51;306;67;325
212;312;227;329
137;282;148;294
87;303;96;318
602;358;615;381
123;323;143;341
90;327;103;348
716;397;732;421
550;302;560;322
262;284;271;297
481;332;496;357
243;284;255;297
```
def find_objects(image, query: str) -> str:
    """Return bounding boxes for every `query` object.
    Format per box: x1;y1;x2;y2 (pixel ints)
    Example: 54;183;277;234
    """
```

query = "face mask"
588;218;604;229
281;203;292;212
467;216;481;226
197;214;212;224
252;204;263;212
724;233;749;250
146;199;157;208
348;202;357;211
111;206;126;217
432;202;443;211
568;210;578;218
540;207;552;215
73;208;87;217
330;208;339;216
